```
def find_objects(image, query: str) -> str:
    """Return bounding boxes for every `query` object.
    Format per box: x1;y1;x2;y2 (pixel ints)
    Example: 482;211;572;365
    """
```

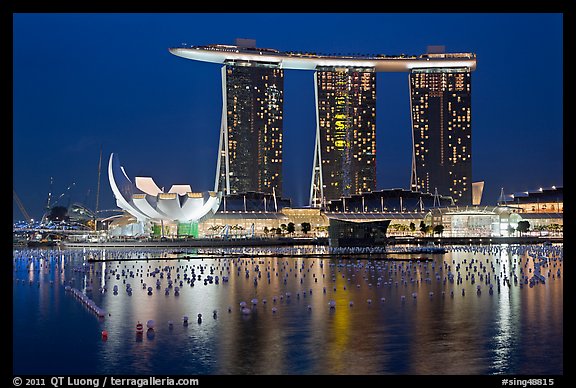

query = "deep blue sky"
13;13;563;221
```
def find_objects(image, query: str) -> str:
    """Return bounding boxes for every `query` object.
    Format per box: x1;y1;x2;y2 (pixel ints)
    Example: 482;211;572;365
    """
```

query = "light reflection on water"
492;247;515;374
13;245;563;375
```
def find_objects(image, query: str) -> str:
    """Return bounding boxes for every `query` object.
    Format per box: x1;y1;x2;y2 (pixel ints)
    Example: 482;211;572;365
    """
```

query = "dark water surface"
13;244;563;375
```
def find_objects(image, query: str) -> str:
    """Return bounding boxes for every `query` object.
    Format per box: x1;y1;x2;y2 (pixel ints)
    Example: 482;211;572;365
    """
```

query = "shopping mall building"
107;154;562;240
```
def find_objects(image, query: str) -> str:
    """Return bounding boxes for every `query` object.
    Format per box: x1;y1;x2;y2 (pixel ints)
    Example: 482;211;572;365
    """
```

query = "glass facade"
410;68;472;205
505;187;563;214
314;67;376;204
219;61;284;195
177;221;199;238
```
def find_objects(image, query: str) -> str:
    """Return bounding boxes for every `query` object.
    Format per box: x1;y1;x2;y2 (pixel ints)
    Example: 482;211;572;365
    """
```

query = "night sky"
12;13;563;221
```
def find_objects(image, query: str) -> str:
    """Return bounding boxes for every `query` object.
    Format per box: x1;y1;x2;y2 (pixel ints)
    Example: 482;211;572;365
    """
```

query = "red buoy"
136;322;143;334
101;330;108;340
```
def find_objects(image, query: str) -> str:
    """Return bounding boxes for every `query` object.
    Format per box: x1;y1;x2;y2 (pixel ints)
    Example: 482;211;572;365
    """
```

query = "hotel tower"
409;51;472;204
169;42;476;206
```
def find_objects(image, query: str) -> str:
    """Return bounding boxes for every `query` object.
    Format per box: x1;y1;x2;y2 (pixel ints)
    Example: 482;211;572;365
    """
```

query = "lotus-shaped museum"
108;153;221;222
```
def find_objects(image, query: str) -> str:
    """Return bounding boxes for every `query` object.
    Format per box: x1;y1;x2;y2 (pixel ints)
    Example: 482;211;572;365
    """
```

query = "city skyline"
12;13;563;221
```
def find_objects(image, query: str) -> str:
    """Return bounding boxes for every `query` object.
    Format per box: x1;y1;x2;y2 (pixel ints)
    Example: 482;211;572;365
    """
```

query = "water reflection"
491;246;515;373
13;245;563;375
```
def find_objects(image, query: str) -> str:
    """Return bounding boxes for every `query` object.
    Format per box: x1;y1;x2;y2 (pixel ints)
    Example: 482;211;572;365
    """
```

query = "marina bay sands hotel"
169;39;477;206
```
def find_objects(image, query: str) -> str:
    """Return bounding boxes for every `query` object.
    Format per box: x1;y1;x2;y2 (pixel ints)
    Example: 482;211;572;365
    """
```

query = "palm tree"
517;221;530;236
433;224;444;236
419;221;427;235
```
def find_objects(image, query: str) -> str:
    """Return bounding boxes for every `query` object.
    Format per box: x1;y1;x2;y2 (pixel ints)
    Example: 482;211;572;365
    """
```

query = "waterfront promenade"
61;235;562;248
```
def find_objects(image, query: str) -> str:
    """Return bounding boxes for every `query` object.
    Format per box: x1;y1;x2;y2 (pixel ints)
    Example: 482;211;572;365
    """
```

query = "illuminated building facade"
409;62;472;204
310;67;376;207
324;188;453;213
505;186;563;214
170;43;476;207
216;61;284;196
108;153;221;237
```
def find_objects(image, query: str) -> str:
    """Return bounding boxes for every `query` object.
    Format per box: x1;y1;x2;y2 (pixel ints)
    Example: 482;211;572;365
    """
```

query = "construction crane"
41;181;76;224
50;182;76;207
13;190;32;223
45;176;53;211
94;146;103;231
95;146;102;217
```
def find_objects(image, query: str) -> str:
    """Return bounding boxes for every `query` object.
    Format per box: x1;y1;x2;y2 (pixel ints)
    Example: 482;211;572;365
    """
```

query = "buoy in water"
101;330;108;340
136;322;143;334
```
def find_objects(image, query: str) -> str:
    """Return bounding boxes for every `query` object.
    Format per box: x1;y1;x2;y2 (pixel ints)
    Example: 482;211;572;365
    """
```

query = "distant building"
67;203;96;225
410;48;473;204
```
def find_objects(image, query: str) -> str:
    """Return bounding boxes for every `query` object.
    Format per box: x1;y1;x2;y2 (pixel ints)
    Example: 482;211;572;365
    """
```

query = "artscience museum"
108;153;221;237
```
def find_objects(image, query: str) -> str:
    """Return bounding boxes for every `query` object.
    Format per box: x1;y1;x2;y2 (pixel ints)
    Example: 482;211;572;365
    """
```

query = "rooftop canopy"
169;44;477;72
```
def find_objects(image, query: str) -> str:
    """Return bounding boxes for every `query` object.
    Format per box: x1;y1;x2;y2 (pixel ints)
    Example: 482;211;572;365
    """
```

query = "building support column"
215;65;230;195
310;71;324;208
